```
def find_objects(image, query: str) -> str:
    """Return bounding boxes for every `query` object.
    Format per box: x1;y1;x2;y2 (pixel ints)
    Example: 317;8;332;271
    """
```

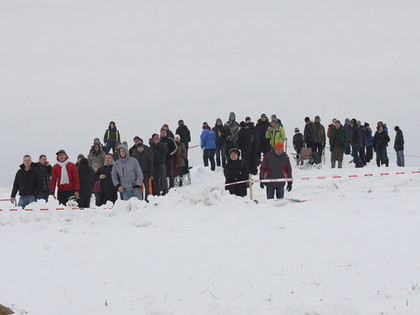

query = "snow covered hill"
1;156;420;315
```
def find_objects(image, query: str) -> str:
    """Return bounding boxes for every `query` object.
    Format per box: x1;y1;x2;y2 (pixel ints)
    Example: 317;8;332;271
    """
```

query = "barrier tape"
225;170;420;186
0;199;12;202
0;207;114;212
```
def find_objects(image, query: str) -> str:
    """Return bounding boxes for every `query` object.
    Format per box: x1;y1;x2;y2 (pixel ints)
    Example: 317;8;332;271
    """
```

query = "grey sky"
1;0;419;186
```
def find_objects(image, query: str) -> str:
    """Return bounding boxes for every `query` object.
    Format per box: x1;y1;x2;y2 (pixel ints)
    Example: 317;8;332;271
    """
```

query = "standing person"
151;134;168;196
292;128;304;160
237;121;252;172
259;142;292;199
77;157;94;208
327;118;337;138
111;144;144;201
96;154;118;205
364;123;374;163
303;117;314;148
329;120;347;168
344;118;352;155
200;122;217;171
132;144;154;200
174;135;187;186
373;125;390;167
88;142;105;168
312;115;326;164
160;129;177;188
103;121;121;153
213;118;229;167
35;154;52;201
92;163;101;206
247;121;259;175
176;119;191;173
394;126;405;167
358;120;367;166
266;118;286;148
11;155;42;209
50;150;80;206
256;114;271;163
129;136;142;156
223;148;248;197
349;119;364;168
225;112;240;157
161;124;175;139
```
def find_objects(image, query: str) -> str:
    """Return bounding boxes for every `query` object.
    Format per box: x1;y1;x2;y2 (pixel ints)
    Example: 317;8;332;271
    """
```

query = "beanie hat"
152;134;160;141
345;118;350;124
245;116;251;121
394;126;400;131
239;121;246;128
229;112;235;118
178;119;184;126
295;128;299;132
229;148;240;157
216;118;222;123
175;134;181;139
274;142;284;151
261;113;267;118
162;124;169;129
92;163;99;169
304;117;310;122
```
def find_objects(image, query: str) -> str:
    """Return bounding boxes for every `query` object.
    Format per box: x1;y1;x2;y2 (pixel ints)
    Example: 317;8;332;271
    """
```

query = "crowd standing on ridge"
10;114;405;209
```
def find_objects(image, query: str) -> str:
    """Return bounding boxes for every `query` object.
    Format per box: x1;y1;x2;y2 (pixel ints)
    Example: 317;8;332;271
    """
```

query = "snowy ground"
1;154;420;315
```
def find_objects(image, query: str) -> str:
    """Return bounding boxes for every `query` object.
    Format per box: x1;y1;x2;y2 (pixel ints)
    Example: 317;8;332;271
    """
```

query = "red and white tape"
0;207;114;212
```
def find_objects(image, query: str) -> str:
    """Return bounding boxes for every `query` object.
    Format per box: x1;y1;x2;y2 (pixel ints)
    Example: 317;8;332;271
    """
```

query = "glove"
260;183;264;189
286;181;292;192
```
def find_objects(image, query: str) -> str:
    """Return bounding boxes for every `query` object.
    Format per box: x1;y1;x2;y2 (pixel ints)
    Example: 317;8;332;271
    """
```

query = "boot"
376;159;380;167
179;177;183;186
385;159;389;167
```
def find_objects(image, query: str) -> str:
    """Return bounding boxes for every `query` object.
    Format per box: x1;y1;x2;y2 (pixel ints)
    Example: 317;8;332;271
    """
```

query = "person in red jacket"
50;149;80;205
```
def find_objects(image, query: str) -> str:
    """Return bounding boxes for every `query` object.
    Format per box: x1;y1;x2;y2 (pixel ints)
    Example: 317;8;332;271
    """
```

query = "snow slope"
1;155;420;315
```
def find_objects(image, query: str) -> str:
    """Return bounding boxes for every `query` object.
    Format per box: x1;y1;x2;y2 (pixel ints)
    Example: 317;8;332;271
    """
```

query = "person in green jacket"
266;119;286;149
329;120;347;168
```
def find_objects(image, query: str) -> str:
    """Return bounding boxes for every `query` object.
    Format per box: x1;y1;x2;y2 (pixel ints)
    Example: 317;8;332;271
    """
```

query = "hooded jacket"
259;151;292;187
200;127;217;149
11;163;42;198
111;145;143;191
88;144;106;168
394;129;404;151
103;122;121;146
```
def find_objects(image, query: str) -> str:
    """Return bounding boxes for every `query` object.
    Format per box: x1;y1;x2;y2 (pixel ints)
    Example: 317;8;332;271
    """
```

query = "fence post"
249;174;253;201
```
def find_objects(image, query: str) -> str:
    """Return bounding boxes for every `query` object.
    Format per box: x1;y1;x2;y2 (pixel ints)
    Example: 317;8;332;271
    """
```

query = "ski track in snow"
1;156;420;315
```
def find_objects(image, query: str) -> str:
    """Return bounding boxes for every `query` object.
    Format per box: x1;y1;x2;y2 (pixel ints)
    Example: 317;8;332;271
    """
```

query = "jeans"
215;143;226;166
18;195;37;209
203;149;216;171
105;143;116;153
266;186;284;199
352;145;362;165
121;188;143;201
396;150;405;167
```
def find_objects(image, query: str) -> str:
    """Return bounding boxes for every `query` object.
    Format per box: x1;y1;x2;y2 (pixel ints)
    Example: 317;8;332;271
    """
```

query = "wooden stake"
249;174;253;201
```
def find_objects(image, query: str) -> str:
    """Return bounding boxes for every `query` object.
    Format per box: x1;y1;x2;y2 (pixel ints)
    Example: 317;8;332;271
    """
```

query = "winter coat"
175;124;191;148
260;151;292;187
35;162;52;193
350;125;363;147
96;163;118;195
132;150;154;175
212;124;229;146
225;120;240;143
237;128;252;152
329;126;347;152
103;123;121;146
265;124;286;148
313;122;326;145
304;121;315;145
111;145;144;191
365;129;373;147
11;163;42;198
78;165;94;197
223;158;248;197
176;141;187;167
50;158;80;193
327;123;334;138
151;141;168;166
160;136;178;161
88;146;105;168
200;128;217;149
293;133;304;152
256;119;270;144
373;131;390;149
394;130;404;151
248;123;258;150
344;123;351;143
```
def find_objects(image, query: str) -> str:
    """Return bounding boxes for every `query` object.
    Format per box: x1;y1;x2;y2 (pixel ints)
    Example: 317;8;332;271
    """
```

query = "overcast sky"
1;0;420;186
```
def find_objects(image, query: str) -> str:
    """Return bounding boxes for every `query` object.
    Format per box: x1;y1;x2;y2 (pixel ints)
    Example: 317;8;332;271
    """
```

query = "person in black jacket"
394;126;405;167
223;148;248;197
151;134;169;196
292;128;304;159
103;121;121;153
303;117;314;148
77;157;94;208
132;144;154;201
213;118;229;167
35;154;52;201
96;154;118;205
11;155;42;209
246;120;259;175
176;119;192;173
160;129;177;189
373;125;390;167
237;121;252;173
349;119;364;167
256;114;271;164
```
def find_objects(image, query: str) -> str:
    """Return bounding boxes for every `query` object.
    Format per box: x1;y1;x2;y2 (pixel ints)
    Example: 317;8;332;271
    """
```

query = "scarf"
57;159;70;185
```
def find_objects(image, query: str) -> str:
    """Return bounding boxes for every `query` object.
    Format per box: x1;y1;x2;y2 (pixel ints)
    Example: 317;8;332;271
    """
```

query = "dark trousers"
57;190;75;206
100;192;118;205
37;191;50;201
376;147;388;165
165;159;174;188
203;149;216;171
359;145;366;165
313;143;324;163
78;194;91;208
266;185;284;199
257;140;271;165
215;143;226;166
143;173;151;200
153;163;168;195
352;145;363;166
365;146;373;162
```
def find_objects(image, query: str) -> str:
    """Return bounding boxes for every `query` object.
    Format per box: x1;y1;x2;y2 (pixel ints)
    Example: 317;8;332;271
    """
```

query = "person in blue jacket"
200;122;217;171
364;123;374;163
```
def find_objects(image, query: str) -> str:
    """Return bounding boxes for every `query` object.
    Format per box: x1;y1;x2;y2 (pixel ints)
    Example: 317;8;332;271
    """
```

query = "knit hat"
245;116;251;121
274;142;284;151
295;128;299;132
229;148;240;157
229;112;235;118
304;117;310;122
394;126;400;131
261;113;267;118
178;119;184;126
239;121;246;128
175;134;181;140
162;124;169;129
345;118;350;124
152;134;160;141
133;136;140;141
216;118;222;123
56;149;67;156
92;163;99;169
